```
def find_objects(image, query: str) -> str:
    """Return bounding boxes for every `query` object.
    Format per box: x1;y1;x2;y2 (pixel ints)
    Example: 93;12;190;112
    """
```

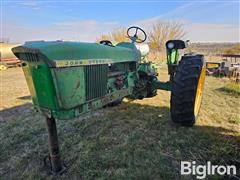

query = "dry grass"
0;66;239;179
0;68;30;110
221;82;240;95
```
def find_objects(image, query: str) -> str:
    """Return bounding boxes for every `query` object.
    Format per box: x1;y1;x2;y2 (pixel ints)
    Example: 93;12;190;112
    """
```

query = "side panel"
17;53;58;110
52;88;132;120
30;64;58;109
51;67;86;109
22;64;39;105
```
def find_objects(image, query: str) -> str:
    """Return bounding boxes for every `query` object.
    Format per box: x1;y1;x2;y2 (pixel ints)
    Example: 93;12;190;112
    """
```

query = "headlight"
167;42;174;49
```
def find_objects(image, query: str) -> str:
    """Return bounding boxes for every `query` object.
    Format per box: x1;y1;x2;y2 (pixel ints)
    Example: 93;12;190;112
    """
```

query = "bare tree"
96;34;112;43
224;43;240;55
96;28;129;43
96;22;185;61
148;21;186;52
111;28;129;42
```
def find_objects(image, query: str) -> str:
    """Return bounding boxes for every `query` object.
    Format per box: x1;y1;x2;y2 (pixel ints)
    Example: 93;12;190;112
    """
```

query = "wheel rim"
194;67;206;116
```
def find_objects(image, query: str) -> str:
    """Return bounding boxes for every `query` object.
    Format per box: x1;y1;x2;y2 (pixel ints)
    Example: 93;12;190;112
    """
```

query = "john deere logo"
55;59;112;67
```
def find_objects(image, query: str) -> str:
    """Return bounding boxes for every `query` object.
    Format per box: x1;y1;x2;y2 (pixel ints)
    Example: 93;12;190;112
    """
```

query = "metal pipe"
45;117;63;174
153;80;171;91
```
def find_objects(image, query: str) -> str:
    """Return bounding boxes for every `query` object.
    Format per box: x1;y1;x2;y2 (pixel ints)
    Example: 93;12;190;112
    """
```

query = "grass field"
0;67;239;179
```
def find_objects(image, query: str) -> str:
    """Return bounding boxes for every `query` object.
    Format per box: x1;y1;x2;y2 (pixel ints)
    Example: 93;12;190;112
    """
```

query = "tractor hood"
12;41;141;67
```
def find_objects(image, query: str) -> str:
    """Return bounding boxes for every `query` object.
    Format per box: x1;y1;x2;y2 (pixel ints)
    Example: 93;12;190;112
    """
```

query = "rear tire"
170;54;206;126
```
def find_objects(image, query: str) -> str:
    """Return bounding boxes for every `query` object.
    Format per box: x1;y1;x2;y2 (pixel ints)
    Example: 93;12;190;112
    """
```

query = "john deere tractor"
12;26;206;175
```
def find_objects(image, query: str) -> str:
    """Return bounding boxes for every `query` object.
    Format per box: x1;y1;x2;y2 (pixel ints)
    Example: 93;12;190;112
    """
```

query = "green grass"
0;69;239;179
221;82;240;95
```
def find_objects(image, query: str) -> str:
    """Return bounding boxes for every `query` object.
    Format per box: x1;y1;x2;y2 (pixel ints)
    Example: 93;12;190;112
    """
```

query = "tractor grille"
84;64;108;101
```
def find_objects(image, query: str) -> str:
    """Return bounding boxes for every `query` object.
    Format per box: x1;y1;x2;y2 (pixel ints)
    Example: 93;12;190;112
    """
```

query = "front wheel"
170;54;206;126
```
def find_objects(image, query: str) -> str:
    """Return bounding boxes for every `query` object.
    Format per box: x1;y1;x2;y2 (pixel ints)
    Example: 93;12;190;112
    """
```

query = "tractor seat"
99;40;115;47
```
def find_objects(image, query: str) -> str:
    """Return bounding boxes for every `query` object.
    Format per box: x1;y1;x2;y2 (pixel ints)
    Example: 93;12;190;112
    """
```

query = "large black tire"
170;54;206;126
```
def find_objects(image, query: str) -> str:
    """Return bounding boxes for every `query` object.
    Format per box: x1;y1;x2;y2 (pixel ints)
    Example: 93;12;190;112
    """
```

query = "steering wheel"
127;26;147;43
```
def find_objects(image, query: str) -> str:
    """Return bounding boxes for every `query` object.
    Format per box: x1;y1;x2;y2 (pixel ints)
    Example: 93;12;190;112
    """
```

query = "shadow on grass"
216;87;240;96
0;103;33;121
0;102;239;179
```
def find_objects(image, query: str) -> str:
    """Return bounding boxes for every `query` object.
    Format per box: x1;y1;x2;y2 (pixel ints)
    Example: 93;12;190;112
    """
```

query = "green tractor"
12;26;206;175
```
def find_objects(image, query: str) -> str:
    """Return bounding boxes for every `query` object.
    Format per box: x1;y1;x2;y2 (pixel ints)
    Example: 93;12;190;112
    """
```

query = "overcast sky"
1;0;240;43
